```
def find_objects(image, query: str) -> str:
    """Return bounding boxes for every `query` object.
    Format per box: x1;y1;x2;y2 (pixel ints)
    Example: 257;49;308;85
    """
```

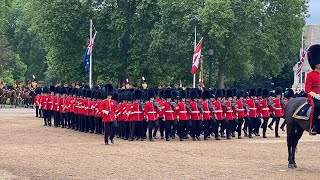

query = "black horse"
284;97;317;169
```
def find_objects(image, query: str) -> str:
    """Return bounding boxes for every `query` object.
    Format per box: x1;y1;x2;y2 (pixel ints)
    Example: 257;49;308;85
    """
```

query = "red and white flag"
191;38;203;75
296;48;306;76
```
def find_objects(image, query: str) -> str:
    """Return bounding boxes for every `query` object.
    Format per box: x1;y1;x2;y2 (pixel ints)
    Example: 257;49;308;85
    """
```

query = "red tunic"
176;102;190;121
305;70;320;102
40;95;48;110
223;101;234;121
83;99;90;116
128;102;144;121
190;101;201;120
163;102;176;121
213;101;223;120
99;99;117;122
34;95;40;106
144;102;159;121
47;95;53;111
235;100;246;119
246;99;258;118
59;97;67;113
53;96;60;112
273;99;284;117
156;98;164;118
94;101;101;118
202;101;211;120
260;99;270;118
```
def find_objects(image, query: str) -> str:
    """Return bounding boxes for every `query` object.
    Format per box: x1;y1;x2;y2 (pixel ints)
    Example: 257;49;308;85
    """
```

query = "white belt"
249;108;257;110
132;111;143;114
262;108;269;110
148;112;157;114
275;108;282;110
203;111;210;113
227;111;233;113
165;110;174;113
238;109;245;111
192;111;200;113
180;111;188;113
215;110;223;112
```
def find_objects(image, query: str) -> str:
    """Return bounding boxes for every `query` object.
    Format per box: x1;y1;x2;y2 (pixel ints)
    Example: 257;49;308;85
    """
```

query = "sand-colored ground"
0;108;320;180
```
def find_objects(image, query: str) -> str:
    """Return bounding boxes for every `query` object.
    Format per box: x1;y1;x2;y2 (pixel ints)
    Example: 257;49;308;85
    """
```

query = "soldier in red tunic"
163;89;177;141
99;84;117;145
144;89;160;141
273;87;285;138
260;89;272;138
177;90;191;141
234;90;247;139
202;90;212;140
189;90;202;141
305;44;320;135
213;89;224;140
40;86;49;126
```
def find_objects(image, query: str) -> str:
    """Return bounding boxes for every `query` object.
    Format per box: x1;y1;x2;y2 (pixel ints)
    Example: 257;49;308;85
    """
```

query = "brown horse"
284;97;316;169
0;90;10;108
9;91;18;108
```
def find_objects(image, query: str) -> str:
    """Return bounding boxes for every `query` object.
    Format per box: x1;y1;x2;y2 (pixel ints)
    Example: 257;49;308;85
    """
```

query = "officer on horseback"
305;44;320;135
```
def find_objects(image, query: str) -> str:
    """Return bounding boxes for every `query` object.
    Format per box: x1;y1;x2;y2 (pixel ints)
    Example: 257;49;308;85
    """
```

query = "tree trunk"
217;65;225;89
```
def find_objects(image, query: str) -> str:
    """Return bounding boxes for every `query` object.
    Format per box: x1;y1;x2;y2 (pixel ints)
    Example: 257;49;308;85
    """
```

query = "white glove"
103;110;109;115
315;94;320;100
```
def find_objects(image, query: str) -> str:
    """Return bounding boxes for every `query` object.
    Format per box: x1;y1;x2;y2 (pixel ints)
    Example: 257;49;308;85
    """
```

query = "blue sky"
307;0;320;25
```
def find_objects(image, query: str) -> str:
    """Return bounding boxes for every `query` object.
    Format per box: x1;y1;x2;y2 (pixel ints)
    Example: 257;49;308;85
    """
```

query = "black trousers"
67;112;73;129
203;120;211;139
214;120;223;138
35;106;42;117
95;117;102;134
74;114;79;130
178;120;189;139
237;118;244;137
191;120;202;138
143;121;148;138
84;115;90;132
261;117;269;137
129;121;143;140
60;113;67;128
43;110;50;125
148;120;159;139
312;99;320;130
104;121;118;144
226;120;235;137
53;111;60;127
124;121;130;139
274;116;280;137
243;116;253;137
250;117;261;135
159;118;165;138
165;120;175;139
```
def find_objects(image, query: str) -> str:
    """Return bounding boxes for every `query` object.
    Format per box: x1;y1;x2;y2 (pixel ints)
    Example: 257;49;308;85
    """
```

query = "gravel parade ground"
0;108;320;180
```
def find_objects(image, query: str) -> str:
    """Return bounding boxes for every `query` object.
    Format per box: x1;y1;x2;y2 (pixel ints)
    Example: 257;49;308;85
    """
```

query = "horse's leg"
292;124;304;168
287;121;295;169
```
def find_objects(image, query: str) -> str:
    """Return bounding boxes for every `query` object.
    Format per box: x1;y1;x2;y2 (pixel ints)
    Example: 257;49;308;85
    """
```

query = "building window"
299;72;306;83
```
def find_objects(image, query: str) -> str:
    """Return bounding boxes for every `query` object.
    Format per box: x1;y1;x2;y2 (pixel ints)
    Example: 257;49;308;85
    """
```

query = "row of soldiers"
34;84;295;145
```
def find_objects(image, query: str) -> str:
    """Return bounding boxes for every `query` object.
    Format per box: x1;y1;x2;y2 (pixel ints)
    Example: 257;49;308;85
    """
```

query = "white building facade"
292;25;320;92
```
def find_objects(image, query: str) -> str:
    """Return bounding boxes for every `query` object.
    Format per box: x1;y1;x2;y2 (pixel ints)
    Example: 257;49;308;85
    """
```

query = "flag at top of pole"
83;30;97;72
296;48;306;76
191;37;203;75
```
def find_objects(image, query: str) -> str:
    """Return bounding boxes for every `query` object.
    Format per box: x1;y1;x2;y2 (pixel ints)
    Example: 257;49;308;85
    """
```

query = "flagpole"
89;20;93;89
193;26;196;88
300;29;303;91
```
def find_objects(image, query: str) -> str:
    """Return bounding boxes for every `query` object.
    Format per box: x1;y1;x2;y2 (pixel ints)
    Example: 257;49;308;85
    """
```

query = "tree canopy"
0;0;308;89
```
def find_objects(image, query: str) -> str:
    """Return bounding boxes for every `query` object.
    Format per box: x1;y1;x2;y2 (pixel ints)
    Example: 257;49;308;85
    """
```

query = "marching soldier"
273;87;285;138
202;90;212;140
144;89;160;141
59;87;68;128
53;86;60;127
189;90;202;141
34;88;42;118
245;89;258;138
99;84;117;145
224;89;235;139
40;86;49;125
234;90;247;139
213;89;224;140
163;89;176;141
177;90;191;141
260;89;272;138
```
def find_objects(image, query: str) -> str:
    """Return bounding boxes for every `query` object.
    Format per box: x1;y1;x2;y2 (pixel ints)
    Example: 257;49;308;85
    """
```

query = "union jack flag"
296;48;306;76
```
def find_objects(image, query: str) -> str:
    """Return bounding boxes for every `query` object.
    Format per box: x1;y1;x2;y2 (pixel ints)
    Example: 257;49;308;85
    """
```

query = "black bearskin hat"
210;90;215;98
113;92;119;101
236;90;245;99
215;89;223;98
82;89;87;97
164;89;172;99
126;91;133;101
71;88;77;95
232;88;238;97
222;89;226;97
159;90;165;99
190;90;199;100
50;86;55;93
179;90;187;99
42;86;49;94
133;89;143;100
202;90;210;100
262;89;270;99
275;87;282;96
67;87;72;95
99;91;104;100
104;84;114;96
171;90;179;100
249;89;256;97
197;90;202;99
86;90;92;98
285;88;294;99
147;89;156;99
307;44;320;70
60;87;67;95
257;88;263;97
91;91;96;99
226;89;233;98
35;88;42;95
54;86;60;94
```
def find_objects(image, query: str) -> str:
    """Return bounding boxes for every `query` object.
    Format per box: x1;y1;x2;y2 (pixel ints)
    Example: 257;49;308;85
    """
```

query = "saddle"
292;103;312;121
